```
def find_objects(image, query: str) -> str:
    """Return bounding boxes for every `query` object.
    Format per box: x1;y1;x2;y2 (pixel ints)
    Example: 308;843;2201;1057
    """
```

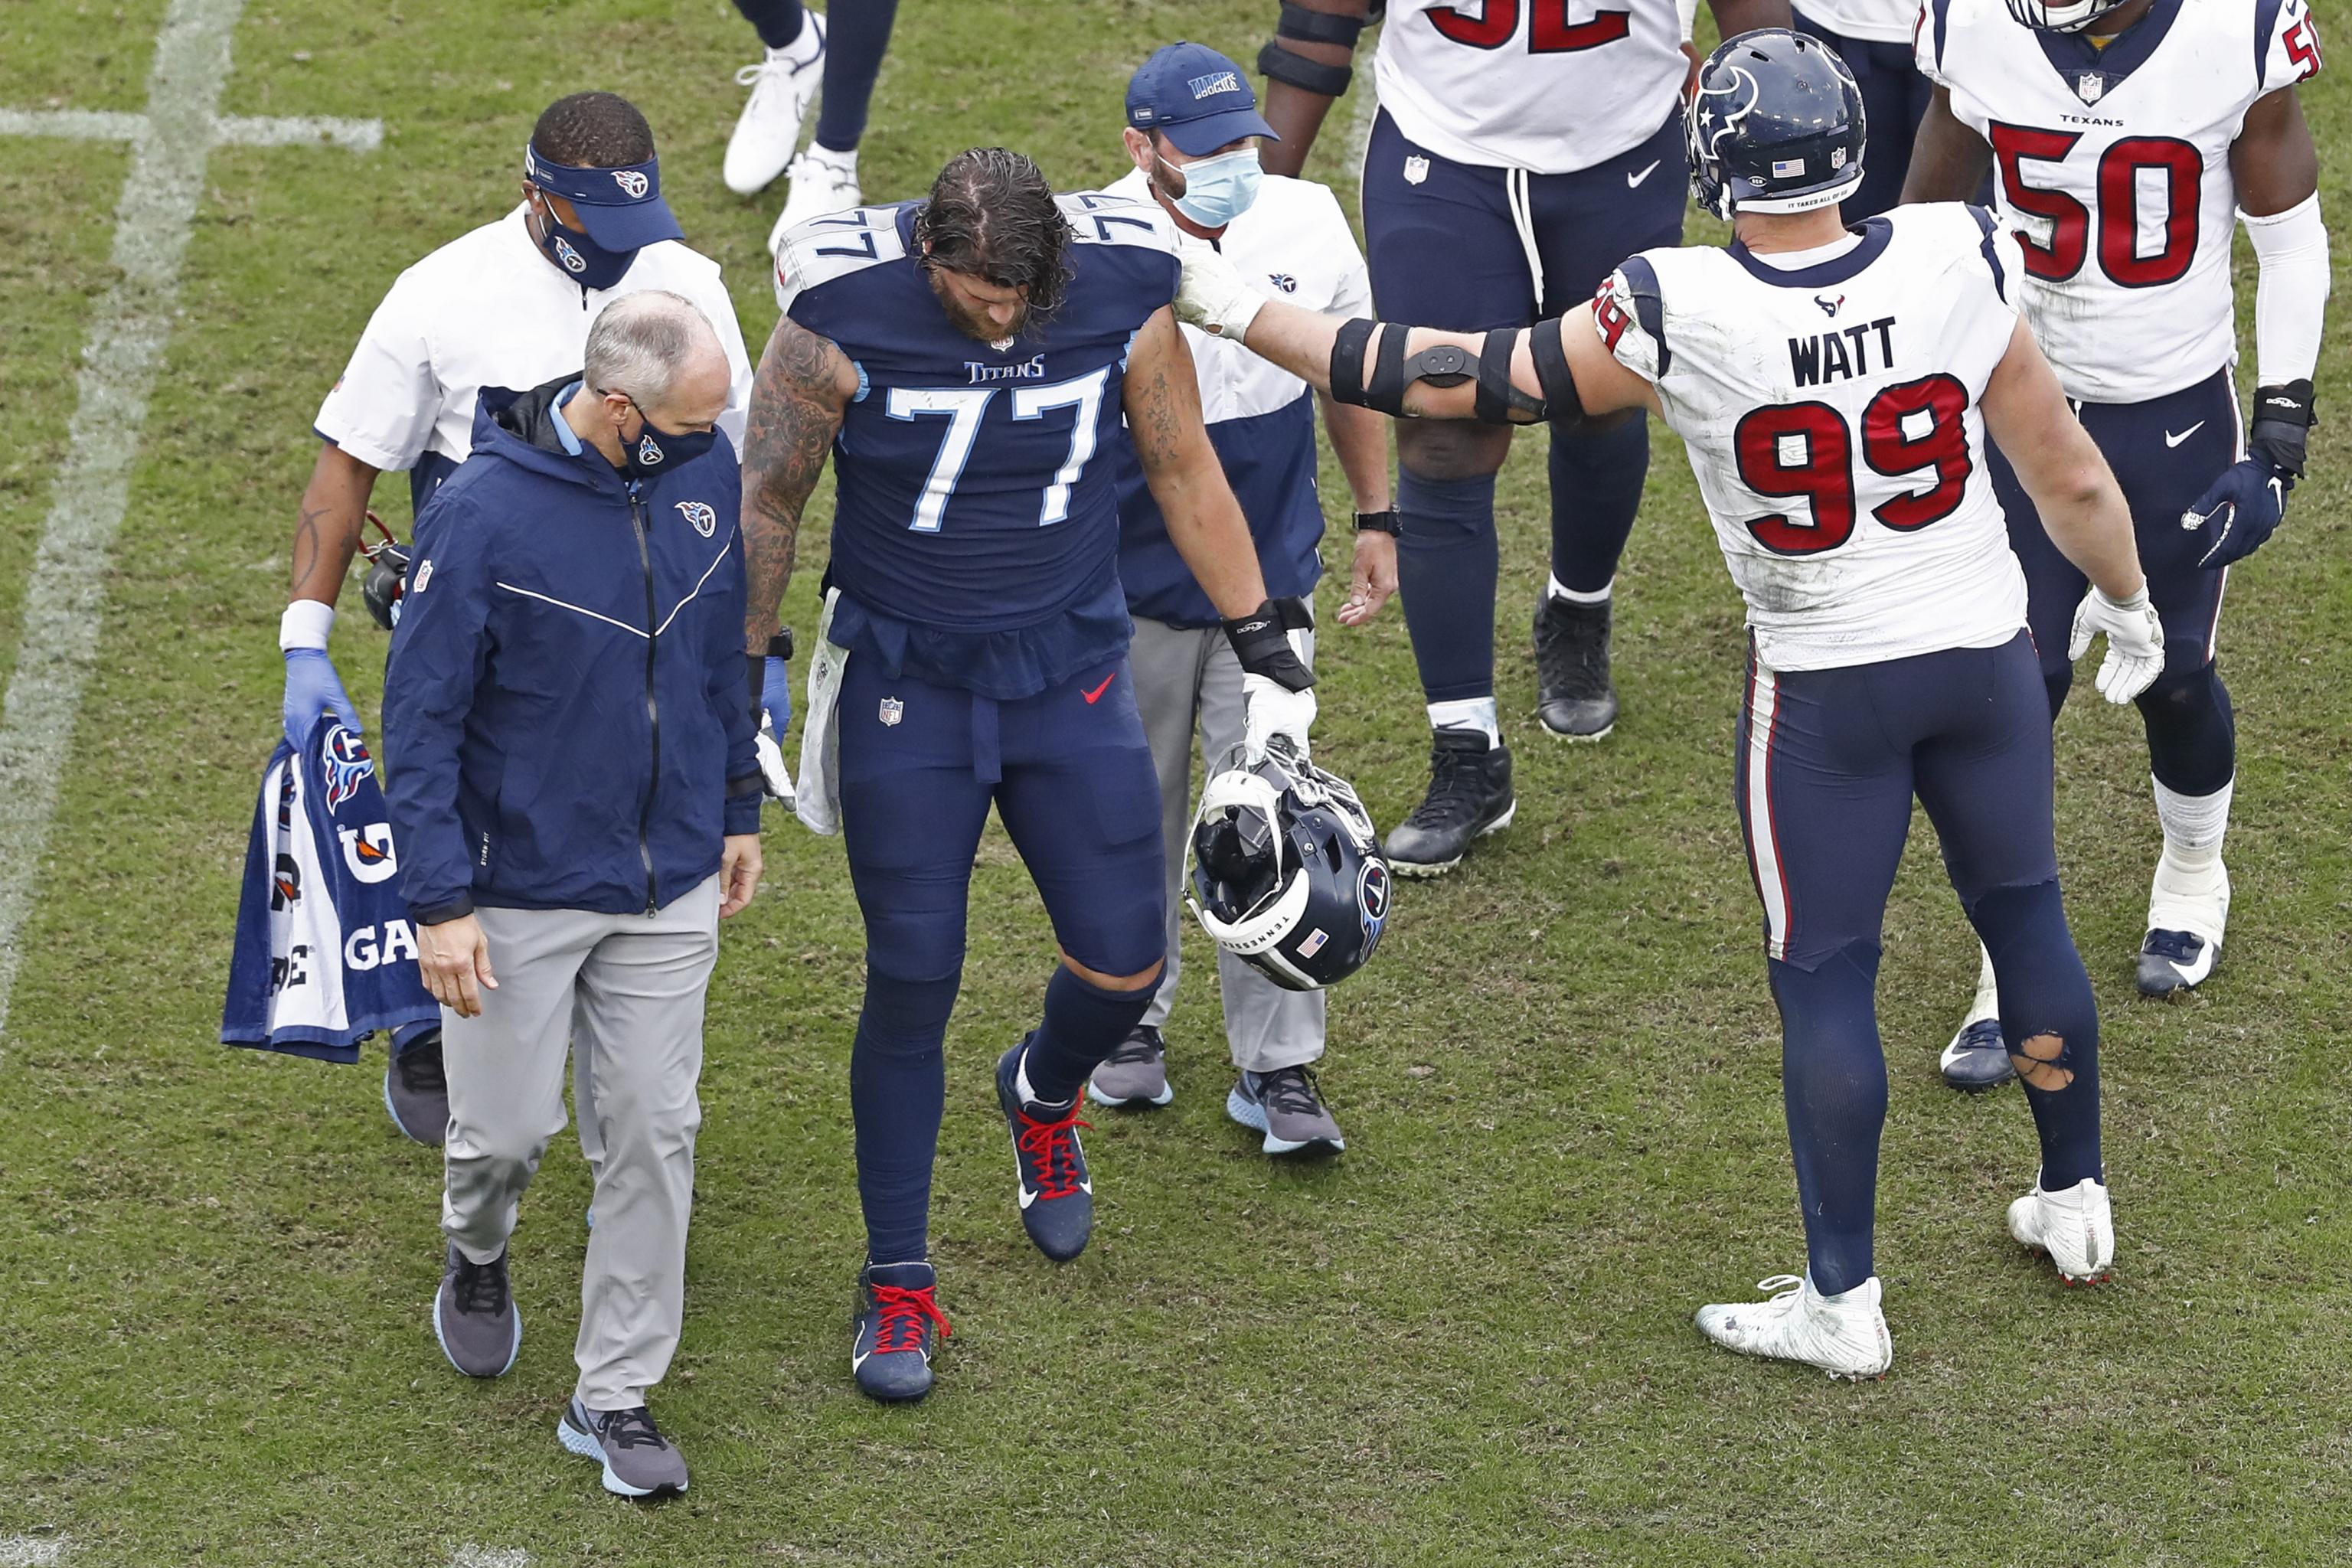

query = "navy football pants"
1736;633;2102;1294
837;652;1165;1263
730;0;900;153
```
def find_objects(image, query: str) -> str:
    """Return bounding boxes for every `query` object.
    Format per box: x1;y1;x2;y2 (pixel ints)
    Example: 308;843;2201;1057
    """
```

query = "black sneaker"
853;1260;952;1403
384;1030;449;1146
1383;729;1514;877
1533;593;1619;740
433;1243;520;1378
995;1039;1094;1262
557;1397;688;1498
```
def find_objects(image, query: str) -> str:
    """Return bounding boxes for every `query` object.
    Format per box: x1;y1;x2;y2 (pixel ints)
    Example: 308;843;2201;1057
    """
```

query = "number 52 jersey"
1597;205;2030;672
1919;0;2325;404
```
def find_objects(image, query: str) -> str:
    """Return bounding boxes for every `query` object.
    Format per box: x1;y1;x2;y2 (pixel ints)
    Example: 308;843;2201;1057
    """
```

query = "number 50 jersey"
1597;205;2030;672
1919;0;2324;404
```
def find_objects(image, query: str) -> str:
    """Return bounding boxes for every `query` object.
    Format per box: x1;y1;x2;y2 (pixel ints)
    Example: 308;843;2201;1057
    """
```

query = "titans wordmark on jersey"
1919;0;2324;403
774;194;1181;642
1597;204;2031;671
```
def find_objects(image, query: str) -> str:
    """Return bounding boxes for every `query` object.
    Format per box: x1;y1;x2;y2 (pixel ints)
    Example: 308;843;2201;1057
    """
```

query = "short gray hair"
582;290;720;408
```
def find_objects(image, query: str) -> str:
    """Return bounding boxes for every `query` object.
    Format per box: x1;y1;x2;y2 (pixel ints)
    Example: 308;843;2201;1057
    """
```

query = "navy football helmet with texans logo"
1687;28;1867;221
1188;737;1391;991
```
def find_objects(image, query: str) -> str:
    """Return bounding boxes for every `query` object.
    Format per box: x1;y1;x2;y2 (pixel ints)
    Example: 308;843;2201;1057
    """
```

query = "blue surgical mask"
528;193;639;292
1160;146;1263;230
622;403;718;479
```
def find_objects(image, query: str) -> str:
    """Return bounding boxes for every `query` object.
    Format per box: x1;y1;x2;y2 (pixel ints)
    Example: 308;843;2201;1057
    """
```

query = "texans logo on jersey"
320;724;375;815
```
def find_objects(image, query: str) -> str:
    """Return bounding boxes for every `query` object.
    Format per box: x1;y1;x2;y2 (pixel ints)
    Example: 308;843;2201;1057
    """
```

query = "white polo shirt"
313;204;755;480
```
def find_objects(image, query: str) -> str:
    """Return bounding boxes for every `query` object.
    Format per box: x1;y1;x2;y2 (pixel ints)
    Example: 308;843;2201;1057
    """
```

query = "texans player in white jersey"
1178;30;2166;1375
1904;0;2330;1086
1793;0;1933;214
1252;0;1787;879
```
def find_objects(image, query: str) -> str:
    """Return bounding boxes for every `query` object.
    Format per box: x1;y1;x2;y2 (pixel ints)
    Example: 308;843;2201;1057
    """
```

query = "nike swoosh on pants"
1626;159;1660;188
2164;421;2206;447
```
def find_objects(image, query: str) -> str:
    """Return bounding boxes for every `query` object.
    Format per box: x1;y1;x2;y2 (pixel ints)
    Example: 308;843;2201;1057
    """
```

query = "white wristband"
279;599;335;652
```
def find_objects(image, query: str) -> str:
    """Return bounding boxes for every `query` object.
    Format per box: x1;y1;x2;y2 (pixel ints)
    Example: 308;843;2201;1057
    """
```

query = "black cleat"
384;1030;449;1145
995;1040;1095;1262
852;1260;951;1402
1383;729;1514;877
2136;928;2218;996
1533;593;1619;740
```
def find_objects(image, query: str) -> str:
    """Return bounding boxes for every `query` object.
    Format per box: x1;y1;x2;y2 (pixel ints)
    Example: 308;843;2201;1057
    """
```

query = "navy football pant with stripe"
837;652;1165;1264
1736;632;2102;1295
730;0;900;153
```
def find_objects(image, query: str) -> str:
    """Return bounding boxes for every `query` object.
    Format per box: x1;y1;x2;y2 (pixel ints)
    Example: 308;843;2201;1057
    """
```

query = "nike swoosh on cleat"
1017;1187;1039;1208
852;1350;871;1369
1082;673;1116;704
1626;159;1661;188
2163;421;2205;447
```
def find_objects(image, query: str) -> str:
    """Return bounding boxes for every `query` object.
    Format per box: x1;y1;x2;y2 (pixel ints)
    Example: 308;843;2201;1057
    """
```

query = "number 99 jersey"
1596;205;2030;672
1918;0;2324;404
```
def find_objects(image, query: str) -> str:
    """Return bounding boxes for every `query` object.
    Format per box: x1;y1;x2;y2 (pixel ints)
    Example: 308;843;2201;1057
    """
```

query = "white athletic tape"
0;1537;68;1567
0;0;378;1046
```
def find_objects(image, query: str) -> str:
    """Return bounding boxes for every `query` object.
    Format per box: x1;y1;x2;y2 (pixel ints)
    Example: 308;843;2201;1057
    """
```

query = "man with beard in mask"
280;90;753;1146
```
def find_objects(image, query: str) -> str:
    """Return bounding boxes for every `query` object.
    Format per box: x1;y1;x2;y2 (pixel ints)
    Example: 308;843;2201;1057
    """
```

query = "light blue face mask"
1159;145;1263;229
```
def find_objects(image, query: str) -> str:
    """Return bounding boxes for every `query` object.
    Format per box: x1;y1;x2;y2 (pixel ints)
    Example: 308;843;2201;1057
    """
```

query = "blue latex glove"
283;647;361;747
763;654;792;736
2181;456;2292;570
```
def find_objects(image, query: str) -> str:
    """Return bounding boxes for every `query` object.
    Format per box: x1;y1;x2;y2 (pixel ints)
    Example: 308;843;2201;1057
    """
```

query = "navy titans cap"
524;142;684;250
1125;42;1279;156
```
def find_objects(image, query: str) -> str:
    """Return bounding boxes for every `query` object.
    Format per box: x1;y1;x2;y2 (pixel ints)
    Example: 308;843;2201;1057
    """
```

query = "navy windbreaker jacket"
383;377;760;925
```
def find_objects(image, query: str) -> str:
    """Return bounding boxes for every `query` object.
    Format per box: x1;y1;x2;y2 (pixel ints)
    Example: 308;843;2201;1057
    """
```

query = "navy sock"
813;0;902;153
732;0;804;51
850;968;959;1263
1769;944;1888;1298
1022;965;1155;1106
1969;880;2103;1189
1545;413;1648;595
1396;468;1501;704
2136;662;2236;798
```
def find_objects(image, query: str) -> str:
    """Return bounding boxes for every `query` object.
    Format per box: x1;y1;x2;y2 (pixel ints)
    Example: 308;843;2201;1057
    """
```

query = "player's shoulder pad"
1059;191;1181;254
2256;0;2322;93
1592;250;1672;381
773;202;915;316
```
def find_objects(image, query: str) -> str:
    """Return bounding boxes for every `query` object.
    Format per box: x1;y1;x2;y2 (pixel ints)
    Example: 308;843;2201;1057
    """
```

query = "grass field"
5;1;2351;1563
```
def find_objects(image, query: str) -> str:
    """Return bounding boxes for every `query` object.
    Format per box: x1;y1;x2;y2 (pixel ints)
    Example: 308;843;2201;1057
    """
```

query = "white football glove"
756;714;797;809
1242;672;1315;761
1174;230;1266;341
2067;586;2165;704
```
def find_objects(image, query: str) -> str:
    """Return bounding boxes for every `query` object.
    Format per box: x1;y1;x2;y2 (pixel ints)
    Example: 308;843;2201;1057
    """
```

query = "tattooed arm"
739;312;859;652
288;442;383;605
1122;305;1270;619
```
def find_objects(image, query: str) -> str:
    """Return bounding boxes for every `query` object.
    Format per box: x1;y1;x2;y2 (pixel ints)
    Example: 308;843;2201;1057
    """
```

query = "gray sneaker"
433;1243;520;1377
1088;1025;1172;1108
1227;1065;1345;1156
558;1397;688;1498
383;1030;448;1145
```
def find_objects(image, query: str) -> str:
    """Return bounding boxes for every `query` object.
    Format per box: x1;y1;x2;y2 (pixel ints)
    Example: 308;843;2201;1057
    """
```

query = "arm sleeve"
707;521;763;836
2243;194;2331;387
381;494;494;924
312;271;442;473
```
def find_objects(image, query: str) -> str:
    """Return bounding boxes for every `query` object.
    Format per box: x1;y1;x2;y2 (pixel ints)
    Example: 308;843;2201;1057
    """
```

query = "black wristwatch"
1354;508;1402;536
766;627;795;662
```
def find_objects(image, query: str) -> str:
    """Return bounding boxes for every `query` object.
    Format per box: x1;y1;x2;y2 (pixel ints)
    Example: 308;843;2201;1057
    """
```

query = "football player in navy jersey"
739;147;1314;1403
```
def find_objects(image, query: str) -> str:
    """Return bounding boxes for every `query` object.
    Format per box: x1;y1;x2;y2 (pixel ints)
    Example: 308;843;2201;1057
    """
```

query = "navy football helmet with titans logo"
1188;738;1391;992
1687;28;1867;221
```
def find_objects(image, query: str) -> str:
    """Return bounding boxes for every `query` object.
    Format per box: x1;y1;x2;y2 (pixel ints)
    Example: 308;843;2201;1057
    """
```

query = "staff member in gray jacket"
383;292;762;1500
1095;45;1394;1157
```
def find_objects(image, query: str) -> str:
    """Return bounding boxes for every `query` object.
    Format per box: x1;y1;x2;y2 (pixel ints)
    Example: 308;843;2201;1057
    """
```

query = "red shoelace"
1014;1099;1091;1199
871;1285;952;1354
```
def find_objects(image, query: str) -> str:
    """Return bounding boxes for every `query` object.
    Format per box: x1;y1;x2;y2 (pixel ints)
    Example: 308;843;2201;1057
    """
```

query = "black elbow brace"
1278;2;1369;45
1330;319;1549;422
1527;316;1587;430
1259;40;1354;96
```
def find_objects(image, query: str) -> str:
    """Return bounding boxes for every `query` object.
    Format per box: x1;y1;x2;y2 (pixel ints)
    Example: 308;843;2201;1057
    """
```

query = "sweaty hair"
532;91;655;168
913;147;1073;325
583;290;719;409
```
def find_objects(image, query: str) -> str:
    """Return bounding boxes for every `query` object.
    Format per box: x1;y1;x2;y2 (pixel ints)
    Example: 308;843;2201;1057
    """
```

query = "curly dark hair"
531;91;655;168
913;147;1074;326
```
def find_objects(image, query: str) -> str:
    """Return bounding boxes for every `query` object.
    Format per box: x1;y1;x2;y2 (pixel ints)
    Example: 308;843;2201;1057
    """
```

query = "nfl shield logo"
1403;155;1430;186
2076;71;2105;104
878;697;903;727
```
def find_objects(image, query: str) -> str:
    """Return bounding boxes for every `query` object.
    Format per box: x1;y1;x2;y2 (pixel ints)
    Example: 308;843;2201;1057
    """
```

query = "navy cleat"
995;1040;1094;1262
1939;1018;2014;1093
1383;729;1514;877
1533;593;1619;740
2136;928;2218;996
852;1260;951;1402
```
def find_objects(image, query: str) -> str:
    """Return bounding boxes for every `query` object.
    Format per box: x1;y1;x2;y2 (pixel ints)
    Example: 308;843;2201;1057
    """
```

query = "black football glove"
1223;597;1316;692
2182;379;2314;570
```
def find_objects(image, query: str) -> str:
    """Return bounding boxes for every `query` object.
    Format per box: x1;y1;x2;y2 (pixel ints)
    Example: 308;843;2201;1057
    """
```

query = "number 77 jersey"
1919;0;2324;404
1596;205;2031;672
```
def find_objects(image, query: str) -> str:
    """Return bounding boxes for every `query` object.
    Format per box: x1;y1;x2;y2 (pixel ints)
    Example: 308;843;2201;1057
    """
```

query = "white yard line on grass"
0;0;381;1047
449;1547;531;1568
0;1537;67;1567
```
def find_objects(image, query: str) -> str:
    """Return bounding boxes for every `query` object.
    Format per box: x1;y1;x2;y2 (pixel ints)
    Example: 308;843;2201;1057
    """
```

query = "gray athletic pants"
1129;613;1326;1073
441;874;718;1412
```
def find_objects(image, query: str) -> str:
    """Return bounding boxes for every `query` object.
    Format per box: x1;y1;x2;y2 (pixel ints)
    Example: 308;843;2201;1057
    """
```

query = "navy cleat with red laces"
853;1259;951;1403
995;1040;1095;1261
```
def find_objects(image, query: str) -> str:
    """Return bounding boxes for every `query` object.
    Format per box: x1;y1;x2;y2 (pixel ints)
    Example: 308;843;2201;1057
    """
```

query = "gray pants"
441;874;717;1412
1129;614;1326;1073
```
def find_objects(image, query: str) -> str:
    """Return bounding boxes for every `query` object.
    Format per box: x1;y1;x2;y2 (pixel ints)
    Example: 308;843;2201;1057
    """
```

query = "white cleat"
768;149;863;257
2007;1175;2114;1284
723;13;825;197
2138;853;2227;996
1695;1272;1892;1380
